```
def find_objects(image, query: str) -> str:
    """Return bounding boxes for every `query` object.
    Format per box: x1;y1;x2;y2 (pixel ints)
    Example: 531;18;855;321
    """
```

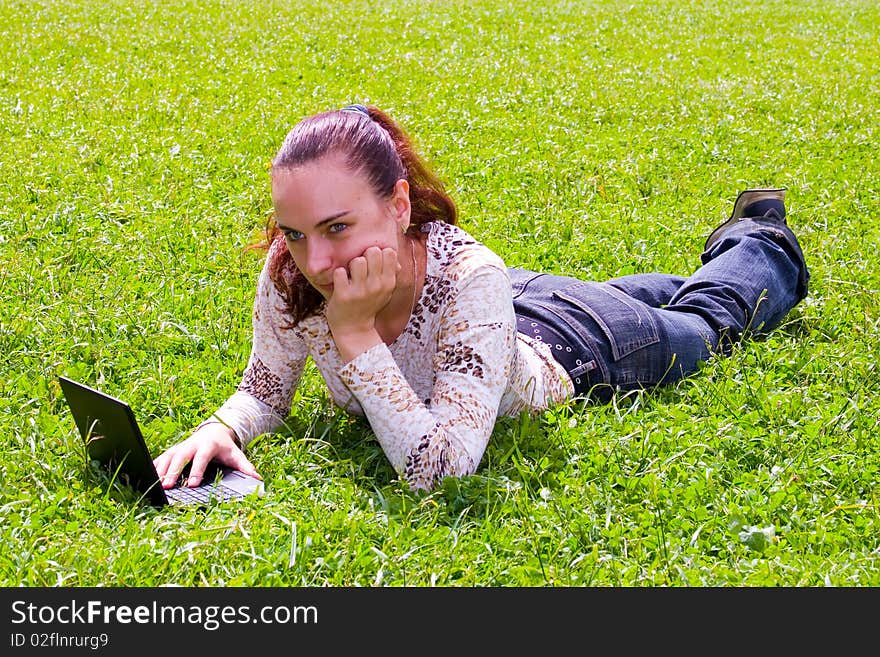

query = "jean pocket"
507;268;545;300
552;282;660;361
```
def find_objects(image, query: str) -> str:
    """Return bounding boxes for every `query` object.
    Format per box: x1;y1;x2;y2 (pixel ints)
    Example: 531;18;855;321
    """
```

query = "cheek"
339;243;368;264
348;234;394;259
283;240;303;266
375;221;401;249
286;248;303;273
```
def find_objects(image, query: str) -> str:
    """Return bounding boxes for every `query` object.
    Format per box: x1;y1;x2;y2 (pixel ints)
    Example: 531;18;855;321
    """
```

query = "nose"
302;239;333;280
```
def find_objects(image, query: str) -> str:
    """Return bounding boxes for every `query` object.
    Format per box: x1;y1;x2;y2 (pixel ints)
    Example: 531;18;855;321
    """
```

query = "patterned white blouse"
208;221;574;490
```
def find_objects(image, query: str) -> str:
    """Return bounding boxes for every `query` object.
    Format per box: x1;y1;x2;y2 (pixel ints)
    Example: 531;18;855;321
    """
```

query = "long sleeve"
337;265;515;490
209;251;309;447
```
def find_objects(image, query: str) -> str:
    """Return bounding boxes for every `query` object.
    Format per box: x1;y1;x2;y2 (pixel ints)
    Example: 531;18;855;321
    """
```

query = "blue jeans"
510;220;809;401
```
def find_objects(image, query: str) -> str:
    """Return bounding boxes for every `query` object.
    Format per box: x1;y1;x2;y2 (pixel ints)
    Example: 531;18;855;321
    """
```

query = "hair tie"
341;104;370;118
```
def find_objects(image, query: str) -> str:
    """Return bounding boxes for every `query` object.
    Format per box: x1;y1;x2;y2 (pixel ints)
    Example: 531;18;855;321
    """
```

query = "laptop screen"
59;376;169;506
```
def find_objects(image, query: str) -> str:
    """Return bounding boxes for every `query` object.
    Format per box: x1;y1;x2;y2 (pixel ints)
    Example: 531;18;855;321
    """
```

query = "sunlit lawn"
1;0;878;586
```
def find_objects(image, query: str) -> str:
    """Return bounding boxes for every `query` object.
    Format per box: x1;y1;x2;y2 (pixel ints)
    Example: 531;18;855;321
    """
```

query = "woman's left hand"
325;245;401;360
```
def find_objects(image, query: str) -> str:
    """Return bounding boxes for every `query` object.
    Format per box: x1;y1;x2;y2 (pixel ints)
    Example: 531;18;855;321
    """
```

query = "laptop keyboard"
165;482;240;504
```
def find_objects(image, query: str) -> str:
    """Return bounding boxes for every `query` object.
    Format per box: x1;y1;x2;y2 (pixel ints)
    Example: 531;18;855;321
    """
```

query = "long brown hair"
254;105;458;326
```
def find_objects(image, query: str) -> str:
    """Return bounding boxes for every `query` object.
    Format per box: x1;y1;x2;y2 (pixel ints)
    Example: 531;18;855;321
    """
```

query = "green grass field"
2;0;878;586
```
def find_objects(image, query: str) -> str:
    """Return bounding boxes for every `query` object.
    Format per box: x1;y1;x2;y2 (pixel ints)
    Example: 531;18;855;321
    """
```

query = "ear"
390;178;411;230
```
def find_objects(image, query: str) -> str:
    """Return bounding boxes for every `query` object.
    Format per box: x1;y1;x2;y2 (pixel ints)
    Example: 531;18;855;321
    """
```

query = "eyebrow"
277;210;350;232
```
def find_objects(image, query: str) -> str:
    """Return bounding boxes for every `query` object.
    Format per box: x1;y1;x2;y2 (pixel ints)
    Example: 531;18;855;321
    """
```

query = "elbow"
402;433;476;492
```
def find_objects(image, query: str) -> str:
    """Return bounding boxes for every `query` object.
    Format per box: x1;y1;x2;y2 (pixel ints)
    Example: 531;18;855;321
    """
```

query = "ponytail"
364;106;457;235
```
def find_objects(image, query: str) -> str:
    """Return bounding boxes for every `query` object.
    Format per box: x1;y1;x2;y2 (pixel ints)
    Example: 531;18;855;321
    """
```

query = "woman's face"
271;153;411;299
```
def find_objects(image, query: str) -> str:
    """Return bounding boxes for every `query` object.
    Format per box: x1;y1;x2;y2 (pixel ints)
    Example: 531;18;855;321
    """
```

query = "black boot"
704;188;787;251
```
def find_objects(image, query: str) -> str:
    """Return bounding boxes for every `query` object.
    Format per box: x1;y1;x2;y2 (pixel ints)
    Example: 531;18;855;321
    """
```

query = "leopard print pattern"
408;274;454;341
436;342;486;377
238;356;287;417
404;427;459;491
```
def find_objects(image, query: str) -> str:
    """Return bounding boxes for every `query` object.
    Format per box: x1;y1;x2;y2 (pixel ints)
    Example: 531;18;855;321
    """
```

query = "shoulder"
422;222;508;283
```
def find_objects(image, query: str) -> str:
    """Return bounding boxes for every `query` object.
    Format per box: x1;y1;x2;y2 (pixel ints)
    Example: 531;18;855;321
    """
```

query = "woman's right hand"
152;422;262;489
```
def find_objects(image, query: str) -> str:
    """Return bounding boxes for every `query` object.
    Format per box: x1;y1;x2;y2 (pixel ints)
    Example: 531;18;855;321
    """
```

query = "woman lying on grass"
154;104;810;492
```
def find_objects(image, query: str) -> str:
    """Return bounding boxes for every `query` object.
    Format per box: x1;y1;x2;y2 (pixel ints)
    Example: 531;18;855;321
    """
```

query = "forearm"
330;324;383;364
209;390;287;449
338;343;487;489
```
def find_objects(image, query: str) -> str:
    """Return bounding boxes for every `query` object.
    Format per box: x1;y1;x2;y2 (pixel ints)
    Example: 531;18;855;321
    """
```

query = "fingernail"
187;476;201;487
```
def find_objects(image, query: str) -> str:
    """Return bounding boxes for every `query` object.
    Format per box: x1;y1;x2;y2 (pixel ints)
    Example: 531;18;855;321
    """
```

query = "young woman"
153;104;810;492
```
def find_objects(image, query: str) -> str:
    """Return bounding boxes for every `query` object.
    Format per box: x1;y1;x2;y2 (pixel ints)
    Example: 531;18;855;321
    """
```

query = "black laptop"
59;376;264;507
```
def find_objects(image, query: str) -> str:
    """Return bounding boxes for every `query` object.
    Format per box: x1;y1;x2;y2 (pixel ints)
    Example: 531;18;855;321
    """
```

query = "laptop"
59;376;264;507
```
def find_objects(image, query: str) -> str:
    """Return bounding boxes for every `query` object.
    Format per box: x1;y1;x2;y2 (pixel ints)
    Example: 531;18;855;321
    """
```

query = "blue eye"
329;223;347;234
282;229;304;241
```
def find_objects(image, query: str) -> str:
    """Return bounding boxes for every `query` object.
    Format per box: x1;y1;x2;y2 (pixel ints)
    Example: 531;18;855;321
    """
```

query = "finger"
186;450;214;488
228;452;263;480
382;247;399;281
364;246;383;274
348;255;368;283
332;266;349;291
153;451;171;479
362;245;382;260
162;452;192;489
